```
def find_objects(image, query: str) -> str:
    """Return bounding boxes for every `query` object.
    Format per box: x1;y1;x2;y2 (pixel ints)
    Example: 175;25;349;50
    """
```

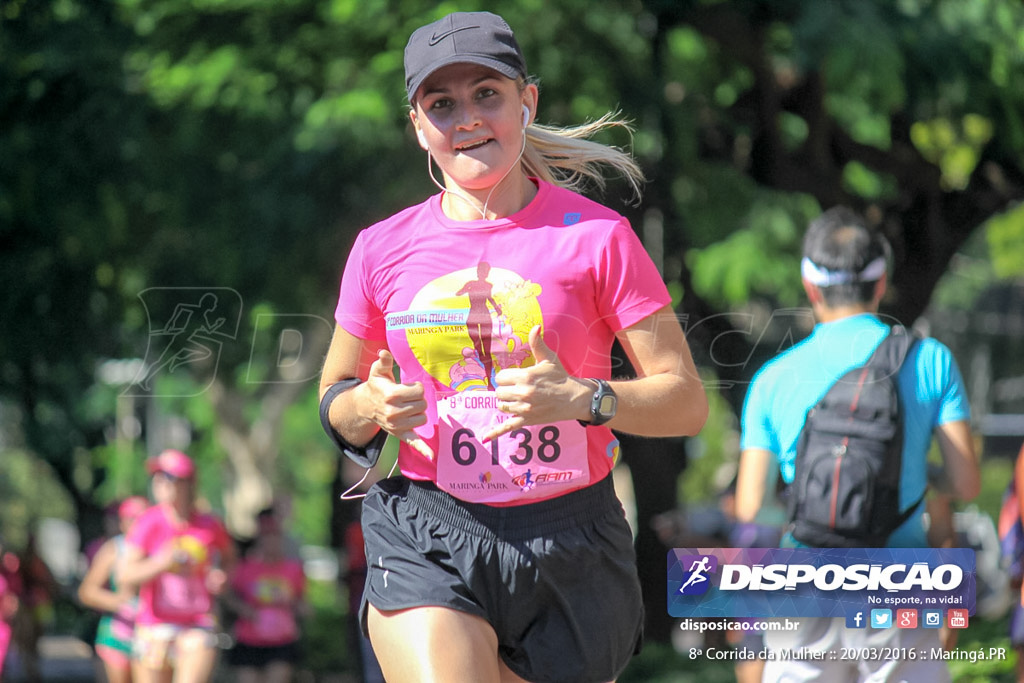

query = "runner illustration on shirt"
394;264;541;393
456;262;503;389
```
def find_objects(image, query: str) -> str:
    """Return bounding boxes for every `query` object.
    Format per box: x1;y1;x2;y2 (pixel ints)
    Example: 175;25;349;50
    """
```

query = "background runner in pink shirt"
225;508;308;683
118;449;236;683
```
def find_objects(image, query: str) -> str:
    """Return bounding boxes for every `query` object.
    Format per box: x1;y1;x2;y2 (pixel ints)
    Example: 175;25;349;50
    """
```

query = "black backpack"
787;325;922;548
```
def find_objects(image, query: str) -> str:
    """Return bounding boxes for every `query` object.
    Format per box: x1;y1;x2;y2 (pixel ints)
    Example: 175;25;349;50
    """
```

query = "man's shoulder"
909;333;954;360
754;315;893;378
750;334;818;384
903;334;962;394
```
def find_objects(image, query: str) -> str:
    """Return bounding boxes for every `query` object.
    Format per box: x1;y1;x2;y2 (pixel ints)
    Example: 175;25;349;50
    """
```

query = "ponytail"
521;112;644;203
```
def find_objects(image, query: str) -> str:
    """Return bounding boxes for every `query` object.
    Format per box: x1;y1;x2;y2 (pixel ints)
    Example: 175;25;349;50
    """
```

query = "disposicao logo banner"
668;548;975;618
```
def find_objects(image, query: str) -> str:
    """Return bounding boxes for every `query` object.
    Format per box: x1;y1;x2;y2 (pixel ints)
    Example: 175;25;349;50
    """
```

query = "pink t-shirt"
336;180;670;504
230;558;305;647
126;505;231;627
0;573;9;674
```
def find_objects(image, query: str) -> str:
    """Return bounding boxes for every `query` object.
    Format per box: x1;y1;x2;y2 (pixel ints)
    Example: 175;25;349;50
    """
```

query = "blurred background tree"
2;0;1023;646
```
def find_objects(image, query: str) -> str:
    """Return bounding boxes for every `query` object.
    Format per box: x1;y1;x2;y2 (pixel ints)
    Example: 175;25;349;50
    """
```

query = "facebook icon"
846;611;866;629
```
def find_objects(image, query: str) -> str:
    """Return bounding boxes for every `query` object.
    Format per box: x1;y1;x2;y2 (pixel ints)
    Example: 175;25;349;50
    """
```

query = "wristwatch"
581;378;617;426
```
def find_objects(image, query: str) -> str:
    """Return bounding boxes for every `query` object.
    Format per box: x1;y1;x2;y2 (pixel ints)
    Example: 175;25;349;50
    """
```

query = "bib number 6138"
450;426;562;466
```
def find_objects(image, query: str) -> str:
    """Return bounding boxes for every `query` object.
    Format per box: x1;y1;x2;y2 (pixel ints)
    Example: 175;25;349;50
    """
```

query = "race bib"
436;391;589;503
251;606;298;643
153;572;209;621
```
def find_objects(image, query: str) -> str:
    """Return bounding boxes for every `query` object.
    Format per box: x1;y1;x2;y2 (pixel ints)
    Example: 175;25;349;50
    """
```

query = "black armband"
319;379;387;468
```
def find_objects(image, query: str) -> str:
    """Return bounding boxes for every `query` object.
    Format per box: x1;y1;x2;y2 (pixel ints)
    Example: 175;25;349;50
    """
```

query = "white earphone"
522;105;530;128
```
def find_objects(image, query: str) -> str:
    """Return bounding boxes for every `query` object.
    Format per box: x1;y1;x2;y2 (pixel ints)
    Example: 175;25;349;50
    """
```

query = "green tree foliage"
987;204;1024;280
641;0;1024;399
0;449;75;550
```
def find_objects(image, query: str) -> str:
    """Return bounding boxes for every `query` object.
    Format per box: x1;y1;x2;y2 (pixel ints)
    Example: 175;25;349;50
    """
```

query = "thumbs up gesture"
365;349;434;460
484;326;593;442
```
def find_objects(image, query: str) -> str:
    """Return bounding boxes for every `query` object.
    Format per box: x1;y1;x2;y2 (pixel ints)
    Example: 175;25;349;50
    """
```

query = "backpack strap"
864;324;918;376
869;324;925;526
891;493;926;532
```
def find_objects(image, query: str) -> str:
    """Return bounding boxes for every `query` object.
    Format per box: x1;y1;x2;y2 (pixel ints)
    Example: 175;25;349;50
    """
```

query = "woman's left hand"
483;326;591;442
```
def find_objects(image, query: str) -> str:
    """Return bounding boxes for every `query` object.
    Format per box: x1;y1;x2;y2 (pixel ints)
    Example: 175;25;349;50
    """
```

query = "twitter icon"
871;609;892;628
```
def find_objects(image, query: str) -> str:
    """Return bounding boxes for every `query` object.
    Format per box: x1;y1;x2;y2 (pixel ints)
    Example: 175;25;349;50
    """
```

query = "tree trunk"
208;320;331;537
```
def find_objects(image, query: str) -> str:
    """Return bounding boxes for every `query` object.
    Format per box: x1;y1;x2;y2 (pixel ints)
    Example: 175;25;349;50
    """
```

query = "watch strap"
578;378;616;427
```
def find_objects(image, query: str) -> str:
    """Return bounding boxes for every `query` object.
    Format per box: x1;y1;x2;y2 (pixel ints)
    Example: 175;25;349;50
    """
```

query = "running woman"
224;509;308;683
319;11;707;683
117;449;236;683
78;495;149;683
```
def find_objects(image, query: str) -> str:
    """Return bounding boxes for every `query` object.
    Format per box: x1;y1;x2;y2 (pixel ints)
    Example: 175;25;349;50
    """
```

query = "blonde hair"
521;112;644;203
514;75;644;201
409;76;645;203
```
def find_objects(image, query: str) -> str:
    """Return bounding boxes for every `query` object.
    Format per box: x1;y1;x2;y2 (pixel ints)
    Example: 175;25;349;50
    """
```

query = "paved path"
3;635;359;682
4;635;96;682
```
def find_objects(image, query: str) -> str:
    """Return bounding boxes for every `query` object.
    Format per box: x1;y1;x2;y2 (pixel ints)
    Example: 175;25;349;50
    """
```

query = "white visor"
801;256;887;287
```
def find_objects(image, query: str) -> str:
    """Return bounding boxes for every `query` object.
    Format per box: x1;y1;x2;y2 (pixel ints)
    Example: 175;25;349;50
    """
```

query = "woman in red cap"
79;495;149;683
117;449;236;683
319;10;707;683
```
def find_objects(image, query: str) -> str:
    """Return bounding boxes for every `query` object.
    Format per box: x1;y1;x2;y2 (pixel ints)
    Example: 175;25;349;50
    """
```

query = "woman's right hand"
362;350;434;460
114;595;138;620
153;543;190;575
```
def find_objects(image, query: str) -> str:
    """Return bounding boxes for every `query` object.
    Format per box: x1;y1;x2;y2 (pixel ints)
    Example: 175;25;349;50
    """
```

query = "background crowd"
0;448;381;683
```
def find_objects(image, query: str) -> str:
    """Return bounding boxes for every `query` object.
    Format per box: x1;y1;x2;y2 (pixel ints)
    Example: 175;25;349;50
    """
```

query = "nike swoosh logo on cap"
428;25;480;45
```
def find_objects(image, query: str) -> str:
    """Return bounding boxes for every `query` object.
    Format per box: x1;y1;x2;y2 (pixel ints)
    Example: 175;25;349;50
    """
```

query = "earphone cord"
339;456;400;501
425;129;528;220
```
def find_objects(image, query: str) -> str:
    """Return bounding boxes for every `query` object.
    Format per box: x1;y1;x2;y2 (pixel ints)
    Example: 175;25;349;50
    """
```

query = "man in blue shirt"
735;206;979;682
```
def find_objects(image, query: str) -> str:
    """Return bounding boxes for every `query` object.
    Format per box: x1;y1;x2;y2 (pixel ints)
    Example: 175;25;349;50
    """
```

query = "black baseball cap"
404;11;527;103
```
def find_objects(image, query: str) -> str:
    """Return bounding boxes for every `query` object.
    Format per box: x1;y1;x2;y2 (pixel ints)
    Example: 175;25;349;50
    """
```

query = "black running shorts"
225;641;301;668
359;475;644;683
